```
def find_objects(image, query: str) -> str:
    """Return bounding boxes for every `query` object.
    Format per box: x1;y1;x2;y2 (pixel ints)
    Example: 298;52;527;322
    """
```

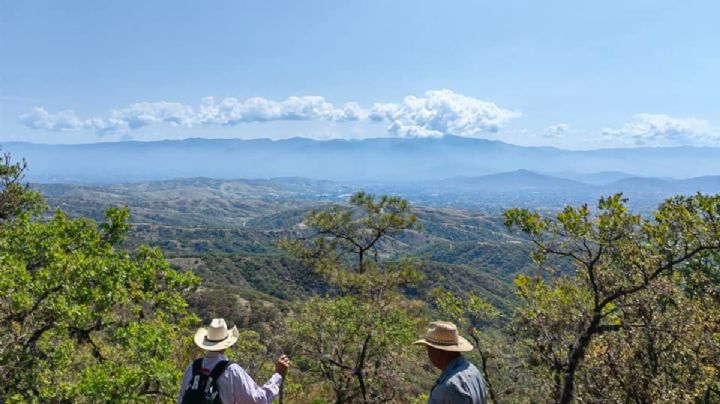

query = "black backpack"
181;359;232;404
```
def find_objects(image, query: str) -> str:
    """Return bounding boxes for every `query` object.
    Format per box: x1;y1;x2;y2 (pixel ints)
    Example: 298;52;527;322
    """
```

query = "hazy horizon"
5;136;719;185
5;134;720;152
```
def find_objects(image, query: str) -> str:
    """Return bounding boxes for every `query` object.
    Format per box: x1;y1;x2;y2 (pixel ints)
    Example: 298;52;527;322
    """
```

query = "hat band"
425;336;459;346
205;334;229;343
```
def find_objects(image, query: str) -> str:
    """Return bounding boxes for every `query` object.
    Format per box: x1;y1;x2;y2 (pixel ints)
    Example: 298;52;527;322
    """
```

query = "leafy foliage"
6;156;720;403
504;193;720;403
287;295;425;402
281;192;429;402
0;168;199;402
0;153;45;221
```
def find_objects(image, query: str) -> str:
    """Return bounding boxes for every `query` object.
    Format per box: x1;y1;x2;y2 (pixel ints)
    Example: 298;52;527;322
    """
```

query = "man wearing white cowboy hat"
177;318;290;404
414;321;487;404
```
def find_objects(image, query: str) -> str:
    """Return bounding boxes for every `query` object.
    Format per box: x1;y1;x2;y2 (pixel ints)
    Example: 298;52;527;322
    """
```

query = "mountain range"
437;170;720;193
4;136;719;183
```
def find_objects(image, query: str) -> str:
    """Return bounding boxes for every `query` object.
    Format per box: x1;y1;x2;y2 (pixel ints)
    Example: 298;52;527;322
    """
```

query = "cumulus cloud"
195;96;363;125
19;103;195;135
20;96;366;135
601;114;718;146
370;89;520;138
19;107;85;131
541;123;570;138
91;102;195;134
19;90;519;138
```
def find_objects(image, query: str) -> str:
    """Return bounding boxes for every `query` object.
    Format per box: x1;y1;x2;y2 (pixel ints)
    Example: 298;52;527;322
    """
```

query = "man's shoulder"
223;362;248;377
444;359;483;385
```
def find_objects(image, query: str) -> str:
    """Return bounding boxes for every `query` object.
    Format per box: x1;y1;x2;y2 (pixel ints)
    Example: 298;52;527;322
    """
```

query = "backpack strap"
184;358;206;394
209;360;231;380
191;358;204;376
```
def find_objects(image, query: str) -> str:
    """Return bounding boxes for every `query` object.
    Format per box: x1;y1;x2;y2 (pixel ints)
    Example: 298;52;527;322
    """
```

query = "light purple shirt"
177;352;283;404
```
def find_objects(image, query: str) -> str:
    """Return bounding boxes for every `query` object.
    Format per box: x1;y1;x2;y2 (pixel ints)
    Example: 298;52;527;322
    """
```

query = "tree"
577;274;720;402
504;194;720;403
280;192;428;403
0;161;199;402
0;153;44;221
287;295;422;403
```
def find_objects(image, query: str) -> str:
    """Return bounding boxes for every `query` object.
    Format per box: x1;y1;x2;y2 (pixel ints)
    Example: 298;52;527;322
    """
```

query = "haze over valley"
8;136;719;183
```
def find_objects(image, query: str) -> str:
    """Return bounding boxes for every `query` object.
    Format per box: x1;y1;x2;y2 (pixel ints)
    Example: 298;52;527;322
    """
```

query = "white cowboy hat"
413;321;474;352
194;318;239;351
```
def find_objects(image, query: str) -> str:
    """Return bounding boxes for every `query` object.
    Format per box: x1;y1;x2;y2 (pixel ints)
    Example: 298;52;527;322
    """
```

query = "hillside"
31;172;719;315
34;171;720;227
13;175;720;404
36;178;347;227
33;178;538;315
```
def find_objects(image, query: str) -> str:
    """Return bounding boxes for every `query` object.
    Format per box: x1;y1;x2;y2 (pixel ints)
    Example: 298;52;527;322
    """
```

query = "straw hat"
413;321;474;352
194;318;239;351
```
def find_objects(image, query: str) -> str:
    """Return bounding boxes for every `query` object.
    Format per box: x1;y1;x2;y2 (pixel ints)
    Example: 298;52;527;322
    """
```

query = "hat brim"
413;335;474;352
194;326;239;351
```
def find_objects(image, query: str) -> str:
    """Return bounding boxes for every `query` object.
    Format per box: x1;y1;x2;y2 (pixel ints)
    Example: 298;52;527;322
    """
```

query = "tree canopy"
2;152;719;403
504;193;720;403
0;155;199;403
280;192;429;402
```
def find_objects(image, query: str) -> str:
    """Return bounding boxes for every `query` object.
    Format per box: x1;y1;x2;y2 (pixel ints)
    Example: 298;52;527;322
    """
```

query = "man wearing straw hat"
178;318;290;404
414;321;487;403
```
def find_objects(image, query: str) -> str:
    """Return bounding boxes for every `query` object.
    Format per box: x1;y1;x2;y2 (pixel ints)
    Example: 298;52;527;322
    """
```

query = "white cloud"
19;107;84;131
195;96;363;126
601;114;718;146
370;89;520;138
541;123;570;138
19;103;195;135
19;90;519;138
90;102;195;134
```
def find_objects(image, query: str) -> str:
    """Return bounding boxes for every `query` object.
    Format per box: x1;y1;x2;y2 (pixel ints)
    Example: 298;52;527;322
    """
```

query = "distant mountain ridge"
417;170;720;209
4;136;720;183
547;171;636;185
443;170;592;191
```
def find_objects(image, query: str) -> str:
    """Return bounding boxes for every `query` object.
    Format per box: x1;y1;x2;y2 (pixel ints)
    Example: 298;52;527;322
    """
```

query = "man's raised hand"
275;355;290;377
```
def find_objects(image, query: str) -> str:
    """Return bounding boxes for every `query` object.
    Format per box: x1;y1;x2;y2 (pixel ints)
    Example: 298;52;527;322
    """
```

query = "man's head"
425;345;461;370
413;321;474;370
194;318;239;351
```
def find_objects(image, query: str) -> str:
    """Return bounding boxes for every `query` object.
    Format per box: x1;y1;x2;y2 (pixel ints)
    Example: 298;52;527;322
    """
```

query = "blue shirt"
428;356;487;404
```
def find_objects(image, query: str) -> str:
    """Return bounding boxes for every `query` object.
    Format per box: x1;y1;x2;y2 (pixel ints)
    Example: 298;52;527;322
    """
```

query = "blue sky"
1;0;719;149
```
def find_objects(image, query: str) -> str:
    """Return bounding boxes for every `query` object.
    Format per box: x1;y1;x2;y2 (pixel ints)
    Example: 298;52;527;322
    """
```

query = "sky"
1;0;719;149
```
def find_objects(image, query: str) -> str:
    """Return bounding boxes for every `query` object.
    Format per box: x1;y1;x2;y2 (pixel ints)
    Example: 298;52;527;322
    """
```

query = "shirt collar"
437;355;467;383
205;351;226;360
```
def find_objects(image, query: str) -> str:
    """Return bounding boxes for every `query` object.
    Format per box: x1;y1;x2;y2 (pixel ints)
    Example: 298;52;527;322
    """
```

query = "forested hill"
5;144;720;404
35;177;533;312
31;173;720;314
4;155;720;402
6;136;720;182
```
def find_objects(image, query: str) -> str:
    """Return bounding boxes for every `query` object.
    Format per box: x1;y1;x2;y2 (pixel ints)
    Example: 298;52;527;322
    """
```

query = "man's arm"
229;356;290;403
229;365;282;403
